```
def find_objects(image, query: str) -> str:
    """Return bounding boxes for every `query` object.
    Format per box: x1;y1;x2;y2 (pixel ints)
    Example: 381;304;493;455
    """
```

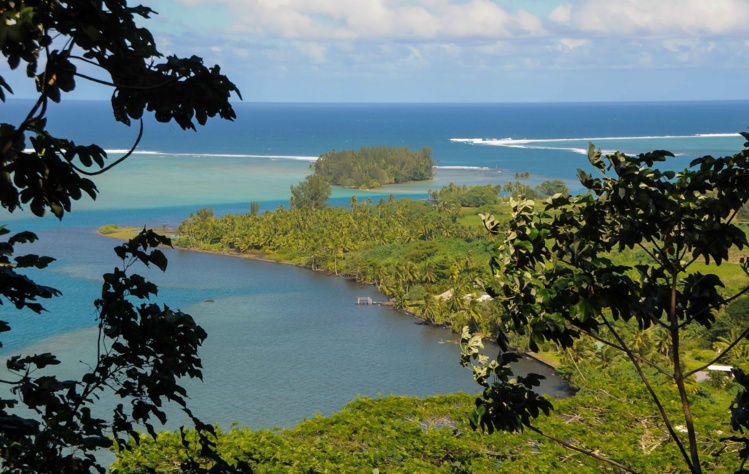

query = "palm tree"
596;344;623;369
463;298;484;332
404;262;420;290
375;265;393;292
712;328;749;364
392;285;408;310
418;295;439;324
446;285;468;314
419;221;435;241
420;262;438;284
566;337;597;363
625;328;651;357
434;299;451;326
651;326;672;360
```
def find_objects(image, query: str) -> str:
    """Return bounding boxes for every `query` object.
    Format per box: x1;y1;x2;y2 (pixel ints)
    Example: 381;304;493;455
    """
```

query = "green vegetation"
99;224;120;235
99;225;173;241
111;364;746;472
462;142;749;473
430;183;501;208
0;2;240;472
501;172;570;200
534;178;569;196
313;145;434;189
290;173;332;210
13;3;749;473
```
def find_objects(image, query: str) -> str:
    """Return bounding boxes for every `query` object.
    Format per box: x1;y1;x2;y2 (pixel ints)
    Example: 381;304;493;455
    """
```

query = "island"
312;145;434;189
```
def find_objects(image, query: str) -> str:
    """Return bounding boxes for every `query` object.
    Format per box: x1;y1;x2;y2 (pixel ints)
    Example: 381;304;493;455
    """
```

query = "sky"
5;0;749;102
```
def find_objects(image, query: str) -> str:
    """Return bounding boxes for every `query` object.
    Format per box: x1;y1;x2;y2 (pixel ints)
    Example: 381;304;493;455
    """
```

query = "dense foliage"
290;173;331;210
500;173;570;200
0;1;240;471
430;183;501;208
112;366;747;473
312;145;434;189
464;140;749;473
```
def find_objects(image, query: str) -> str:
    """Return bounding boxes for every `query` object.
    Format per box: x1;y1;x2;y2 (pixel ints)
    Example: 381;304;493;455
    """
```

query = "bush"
99;224;119;234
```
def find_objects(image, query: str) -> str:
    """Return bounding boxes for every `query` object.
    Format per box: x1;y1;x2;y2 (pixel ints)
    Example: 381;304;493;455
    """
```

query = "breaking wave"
450;133;741;155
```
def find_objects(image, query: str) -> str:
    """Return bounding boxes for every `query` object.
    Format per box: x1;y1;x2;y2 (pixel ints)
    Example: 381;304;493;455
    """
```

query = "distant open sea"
2;100;748;431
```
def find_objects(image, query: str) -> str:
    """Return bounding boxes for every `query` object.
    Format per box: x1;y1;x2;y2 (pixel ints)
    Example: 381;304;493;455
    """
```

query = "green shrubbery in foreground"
112;361;742;472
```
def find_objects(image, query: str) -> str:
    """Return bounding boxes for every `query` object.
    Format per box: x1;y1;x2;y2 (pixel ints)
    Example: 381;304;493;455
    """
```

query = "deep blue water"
2;100;748;430
8;100;749;179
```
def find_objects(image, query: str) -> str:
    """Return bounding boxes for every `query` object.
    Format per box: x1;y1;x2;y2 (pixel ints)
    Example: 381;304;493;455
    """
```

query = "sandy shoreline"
97;229;296;266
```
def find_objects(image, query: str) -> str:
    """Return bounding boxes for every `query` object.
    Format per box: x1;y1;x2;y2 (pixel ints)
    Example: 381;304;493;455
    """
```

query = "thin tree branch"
73;71;178;91
527;425;639;473
2;95;48;159
67;55;101;68
678;282;749;331
581;328;672;378
3;34;53;159
668;268;702;473
71;119;143;176
684;326;749;378
643;235;670;270
601;314;694;472
0;377;25;385
68;54;139;82
636;241;661;267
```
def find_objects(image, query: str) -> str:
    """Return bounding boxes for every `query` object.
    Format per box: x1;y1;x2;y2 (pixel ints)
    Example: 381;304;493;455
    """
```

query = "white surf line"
435;165;493;170
23;147;320;162
451;132;741;147
112;150;319;161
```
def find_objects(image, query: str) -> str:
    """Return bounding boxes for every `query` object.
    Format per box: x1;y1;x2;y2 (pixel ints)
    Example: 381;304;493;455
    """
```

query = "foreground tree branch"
467;140;749;473
0;1;243;471
527;425;639;474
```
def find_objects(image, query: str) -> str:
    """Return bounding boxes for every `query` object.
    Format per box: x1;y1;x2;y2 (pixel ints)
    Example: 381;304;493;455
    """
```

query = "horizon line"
6;98;749;106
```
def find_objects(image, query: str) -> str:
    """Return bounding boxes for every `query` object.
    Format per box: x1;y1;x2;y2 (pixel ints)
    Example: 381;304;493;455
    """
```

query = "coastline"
97;228;562;371
97;228;297;266
98;227;452;326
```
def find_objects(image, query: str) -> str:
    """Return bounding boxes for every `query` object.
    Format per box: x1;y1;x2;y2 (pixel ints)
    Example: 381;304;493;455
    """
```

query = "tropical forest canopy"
312;145;434;189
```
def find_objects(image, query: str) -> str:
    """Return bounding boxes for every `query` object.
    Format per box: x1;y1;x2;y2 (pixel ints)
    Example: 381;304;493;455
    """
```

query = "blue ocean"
2;100;748;430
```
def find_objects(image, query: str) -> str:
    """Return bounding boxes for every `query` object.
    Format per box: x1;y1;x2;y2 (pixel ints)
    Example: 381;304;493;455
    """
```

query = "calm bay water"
3;100;749;430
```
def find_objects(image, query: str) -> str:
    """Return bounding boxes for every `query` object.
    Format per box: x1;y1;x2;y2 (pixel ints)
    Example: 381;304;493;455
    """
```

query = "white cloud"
294;41;328;64
558;38;589;50
176;0;547;40
406;45;425;65
147;0;749;102
477;40;515;56
661;39;718;63
548;4;571;24
552;0;749;37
